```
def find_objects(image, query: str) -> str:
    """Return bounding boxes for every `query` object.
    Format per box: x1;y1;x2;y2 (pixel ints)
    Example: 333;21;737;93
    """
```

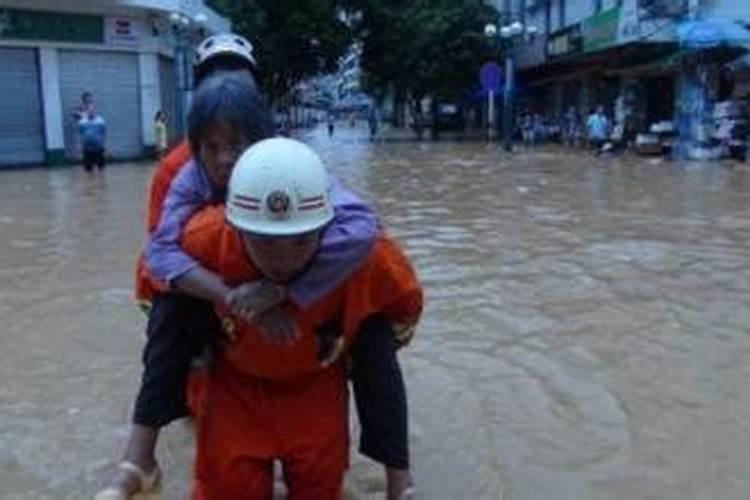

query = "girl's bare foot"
95;460;160;499
95;425;159;499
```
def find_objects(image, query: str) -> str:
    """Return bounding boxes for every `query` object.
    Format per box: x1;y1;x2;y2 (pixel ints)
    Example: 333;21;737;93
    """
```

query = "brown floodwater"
2;125;750;500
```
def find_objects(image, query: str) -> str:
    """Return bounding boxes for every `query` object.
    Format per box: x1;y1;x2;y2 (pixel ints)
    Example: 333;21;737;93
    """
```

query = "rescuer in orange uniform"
179;137;423;499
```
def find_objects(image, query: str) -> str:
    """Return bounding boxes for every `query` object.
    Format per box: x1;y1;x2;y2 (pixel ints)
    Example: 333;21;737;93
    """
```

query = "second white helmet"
195;33;257;69
227;138;335;236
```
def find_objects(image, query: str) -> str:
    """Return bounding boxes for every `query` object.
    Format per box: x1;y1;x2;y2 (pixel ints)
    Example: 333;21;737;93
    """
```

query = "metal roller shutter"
60;50;142;160
0;47;45;167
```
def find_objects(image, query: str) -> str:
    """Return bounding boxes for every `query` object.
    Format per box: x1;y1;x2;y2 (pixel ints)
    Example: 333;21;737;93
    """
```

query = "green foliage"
350;0;500;105
208;0;352;101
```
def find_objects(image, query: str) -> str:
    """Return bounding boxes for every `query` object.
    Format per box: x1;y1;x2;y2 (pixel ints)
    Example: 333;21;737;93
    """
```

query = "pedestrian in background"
73;91;94;121
521;111;535;149
587;105;610;155
327;113;335;137
154;111;169;159
368;106;379;140
563;106;580;147
532;112;545;144
78;107;107;171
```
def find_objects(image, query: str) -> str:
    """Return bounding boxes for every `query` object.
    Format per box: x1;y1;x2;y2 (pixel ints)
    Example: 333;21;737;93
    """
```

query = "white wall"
138;53;161;147
548;0;563;31
38;48;65;151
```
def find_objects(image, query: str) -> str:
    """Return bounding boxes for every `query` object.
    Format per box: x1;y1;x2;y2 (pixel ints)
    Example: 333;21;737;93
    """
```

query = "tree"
348;0;499;114
208;0;352;102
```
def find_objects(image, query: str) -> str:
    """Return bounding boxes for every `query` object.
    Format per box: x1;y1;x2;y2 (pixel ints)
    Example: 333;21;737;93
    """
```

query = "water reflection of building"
0;0;229;167
487;0;750;158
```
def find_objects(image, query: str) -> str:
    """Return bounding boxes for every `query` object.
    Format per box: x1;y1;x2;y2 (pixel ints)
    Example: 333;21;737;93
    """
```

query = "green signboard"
583;7;621;53
0;8;103;43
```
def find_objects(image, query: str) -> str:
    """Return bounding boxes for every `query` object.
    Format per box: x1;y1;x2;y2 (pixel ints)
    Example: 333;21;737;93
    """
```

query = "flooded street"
2;126;750;500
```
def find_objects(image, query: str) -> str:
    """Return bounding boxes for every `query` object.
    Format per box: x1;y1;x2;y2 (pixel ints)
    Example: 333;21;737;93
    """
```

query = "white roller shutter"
60;50;142;160
0;47;45;167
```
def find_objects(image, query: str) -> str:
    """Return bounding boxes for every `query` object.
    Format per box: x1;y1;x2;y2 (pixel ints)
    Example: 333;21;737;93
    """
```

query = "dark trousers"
351;314;409;469
83;148;105;171
133;294;220;427
589;138;606;152
133;294;409;470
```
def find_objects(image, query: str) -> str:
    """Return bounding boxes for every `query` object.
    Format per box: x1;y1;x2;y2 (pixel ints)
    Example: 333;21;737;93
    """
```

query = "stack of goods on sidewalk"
636;121;676;156
713;100;748;161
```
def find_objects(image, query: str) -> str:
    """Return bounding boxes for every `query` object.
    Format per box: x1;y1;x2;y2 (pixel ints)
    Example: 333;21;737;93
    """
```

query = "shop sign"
0;8;103;43
583;7;621;53
547;24;583;59
105;17;143;47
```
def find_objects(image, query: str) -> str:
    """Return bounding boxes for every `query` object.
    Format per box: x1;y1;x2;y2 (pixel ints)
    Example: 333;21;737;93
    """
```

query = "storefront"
518;5;680;144
0;2;229;168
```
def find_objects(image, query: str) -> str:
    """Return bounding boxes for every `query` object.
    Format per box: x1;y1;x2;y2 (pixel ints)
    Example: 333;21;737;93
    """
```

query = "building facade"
490;0;750;154
0;0;229;167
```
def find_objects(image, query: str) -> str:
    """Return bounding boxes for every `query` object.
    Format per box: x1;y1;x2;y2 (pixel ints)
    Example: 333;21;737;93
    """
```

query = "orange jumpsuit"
180;206;423;500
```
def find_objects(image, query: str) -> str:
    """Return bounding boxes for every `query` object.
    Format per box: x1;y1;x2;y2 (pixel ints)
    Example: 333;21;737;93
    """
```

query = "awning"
677;18;750;49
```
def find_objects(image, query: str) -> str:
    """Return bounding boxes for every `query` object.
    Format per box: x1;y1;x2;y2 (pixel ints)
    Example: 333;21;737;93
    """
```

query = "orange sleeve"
343;234;423;346
147;141;191;233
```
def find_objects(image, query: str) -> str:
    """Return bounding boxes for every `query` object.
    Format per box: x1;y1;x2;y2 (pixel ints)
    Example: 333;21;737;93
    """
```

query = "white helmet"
227;138;335;236
195;33;257;69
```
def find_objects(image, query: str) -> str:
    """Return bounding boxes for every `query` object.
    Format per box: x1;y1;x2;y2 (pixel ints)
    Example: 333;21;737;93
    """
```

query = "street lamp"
484;20;537;152
194;12;208;28
170;11;206;137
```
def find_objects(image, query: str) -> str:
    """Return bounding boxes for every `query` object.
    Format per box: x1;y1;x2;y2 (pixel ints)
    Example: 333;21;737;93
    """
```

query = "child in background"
154;111;169;159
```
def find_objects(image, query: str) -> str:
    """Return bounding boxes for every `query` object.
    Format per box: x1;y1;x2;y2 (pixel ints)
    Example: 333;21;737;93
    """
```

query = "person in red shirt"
181;137;423;499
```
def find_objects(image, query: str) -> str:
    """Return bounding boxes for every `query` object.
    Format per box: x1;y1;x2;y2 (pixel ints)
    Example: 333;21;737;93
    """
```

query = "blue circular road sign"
480;62;502;92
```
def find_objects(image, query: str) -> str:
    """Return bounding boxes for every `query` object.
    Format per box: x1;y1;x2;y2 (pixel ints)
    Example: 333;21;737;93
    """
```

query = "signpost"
480;61;502;141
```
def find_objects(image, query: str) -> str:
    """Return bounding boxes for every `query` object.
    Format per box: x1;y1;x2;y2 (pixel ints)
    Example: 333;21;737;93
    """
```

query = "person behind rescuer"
96;35;417;500
180;137;424;499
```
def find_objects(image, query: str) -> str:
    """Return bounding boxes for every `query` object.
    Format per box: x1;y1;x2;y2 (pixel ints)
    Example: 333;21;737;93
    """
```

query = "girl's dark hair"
187;71;274;157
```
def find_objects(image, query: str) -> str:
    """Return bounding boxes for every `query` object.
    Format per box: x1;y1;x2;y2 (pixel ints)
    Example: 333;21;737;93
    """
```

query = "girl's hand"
225;280;285;323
